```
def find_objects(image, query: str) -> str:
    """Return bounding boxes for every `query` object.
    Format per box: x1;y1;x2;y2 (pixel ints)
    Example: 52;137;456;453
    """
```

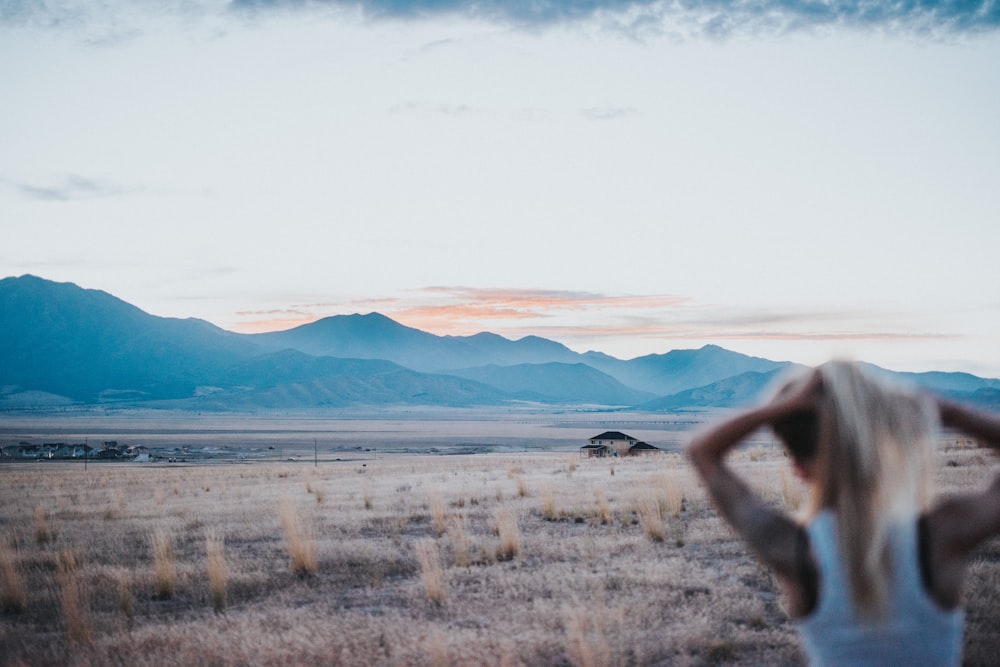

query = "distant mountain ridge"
253;313;583;371
2;275;998;411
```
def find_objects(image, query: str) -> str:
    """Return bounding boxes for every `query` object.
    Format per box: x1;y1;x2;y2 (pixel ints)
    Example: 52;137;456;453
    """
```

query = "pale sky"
2;1;999;376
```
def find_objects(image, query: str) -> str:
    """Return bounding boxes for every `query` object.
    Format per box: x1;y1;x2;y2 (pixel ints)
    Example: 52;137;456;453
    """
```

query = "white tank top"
796;510;964;666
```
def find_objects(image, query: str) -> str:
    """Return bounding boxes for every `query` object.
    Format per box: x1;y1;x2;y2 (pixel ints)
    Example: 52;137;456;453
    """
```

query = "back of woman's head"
812;360;937;519
774;360;939;618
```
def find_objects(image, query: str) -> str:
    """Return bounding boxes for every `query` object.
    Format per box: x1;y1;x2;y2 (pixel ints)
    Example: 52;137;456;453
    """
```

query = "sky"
2;0;999;376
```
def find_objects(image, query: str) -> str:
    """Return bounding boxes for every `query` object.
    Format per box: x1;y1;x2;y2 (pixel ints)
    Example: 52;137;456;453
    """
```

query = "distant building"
581;431;661;458
580;443;612;458
582;431;636;458
627;441;661;457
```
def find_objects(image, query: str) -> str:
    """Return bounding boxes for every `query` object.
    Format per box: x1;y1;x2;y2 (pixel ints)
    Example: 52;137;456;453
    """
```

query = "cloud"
388;101;473;115
1;174;142;202
581;106;639;121
4;0;997;37
228;0;1000;35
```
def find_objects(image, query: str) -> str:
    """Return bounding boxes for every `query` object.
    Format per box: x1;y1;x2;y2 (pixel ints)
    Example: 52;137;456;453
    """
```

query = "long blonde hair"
781;361;938;618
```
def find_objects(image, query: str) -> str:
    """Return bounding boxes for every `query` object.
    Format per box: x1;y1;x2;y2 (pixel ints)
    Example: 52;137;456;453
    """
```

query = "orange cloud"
386;287;693;334
232;316;322;333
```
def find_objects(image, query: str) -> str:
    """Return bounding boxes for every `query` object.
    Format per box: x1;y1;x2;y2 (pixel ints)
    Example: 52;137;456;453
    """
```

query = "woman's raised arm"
926;398;1000;608
686;369;822;607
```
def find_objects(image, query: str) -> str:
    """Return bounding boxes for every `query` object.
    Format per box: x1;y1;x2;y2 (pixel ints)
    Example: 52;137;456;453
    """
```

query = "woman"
687;360;1000;666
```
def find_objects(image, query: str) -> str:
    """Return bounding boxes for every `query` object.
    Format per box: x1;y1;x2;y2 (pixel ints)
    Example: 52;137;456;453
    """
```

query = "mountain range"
2;275;999;411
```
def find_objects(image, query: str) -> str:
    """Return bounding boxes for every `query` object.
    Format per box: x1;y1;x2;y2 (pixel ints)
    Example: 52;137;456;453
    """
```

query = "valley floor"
0;417;997;666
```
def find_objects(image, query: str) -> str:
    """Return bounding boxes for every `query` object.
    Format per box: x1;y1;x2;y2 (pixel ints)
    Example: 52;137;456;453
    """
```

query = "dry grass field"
1;414;998;666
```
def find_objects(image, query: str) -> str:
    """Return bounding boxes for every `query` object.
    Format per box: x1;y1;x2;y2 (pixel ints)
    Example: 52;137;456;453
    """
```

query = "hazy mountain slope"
451;332;582;366
0;275;261;402
446;362;657;406
642;370;783;410
180;350;512;409
584;344;792;396
861;363;1000;394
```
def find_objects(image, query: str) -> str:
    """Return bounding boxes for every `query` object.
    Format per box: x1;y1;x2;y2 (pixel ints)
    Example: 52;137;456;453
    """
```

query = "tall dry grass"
428;490;447;537
151;526;176;599
0;538;27;613
118;570;134;621
633;492;666;542
539;484;559;520
278;499;318;576
34;503;53;544
56;549;92;644
493;509;521;561
414;539;447;605
0;438;989;666
564;598;624;667
447;514;472;568
595;487;612;525
206;529;227;613
656;471;685;517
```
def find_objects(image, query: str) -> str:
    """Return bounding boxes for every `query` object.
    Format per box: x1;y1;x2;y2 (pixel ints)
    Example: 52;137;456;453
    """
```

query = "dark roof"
589;431;634;441
628;442;660;450
580;443;610;449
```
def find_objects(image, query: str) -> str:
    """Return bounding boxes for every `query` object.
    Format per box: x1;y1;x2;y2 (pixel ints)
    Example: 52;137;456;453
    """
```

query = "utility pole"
314;439;318;468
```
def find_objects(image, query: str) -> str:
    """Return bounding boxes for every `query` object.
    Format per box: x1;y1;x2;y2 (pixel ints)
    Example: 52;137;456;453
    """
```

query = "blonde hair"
779;361;938;618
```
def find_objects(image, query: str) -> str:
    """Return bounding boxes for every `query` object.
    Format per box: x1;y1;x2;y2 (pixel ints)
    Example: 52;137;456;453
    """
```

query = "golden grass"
633;490;667;542
493;509;521;561
151;526;176;599
0;538;27;613
278;499;318;576
33;504;52;544
205;529;227;613
117;569;134;621
539;484;559;520
595;486;613;525
0;436;994;666
428;490;447;537
414;539;447;605
565;596;624;667
56;549;92;644
447;514;472;568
